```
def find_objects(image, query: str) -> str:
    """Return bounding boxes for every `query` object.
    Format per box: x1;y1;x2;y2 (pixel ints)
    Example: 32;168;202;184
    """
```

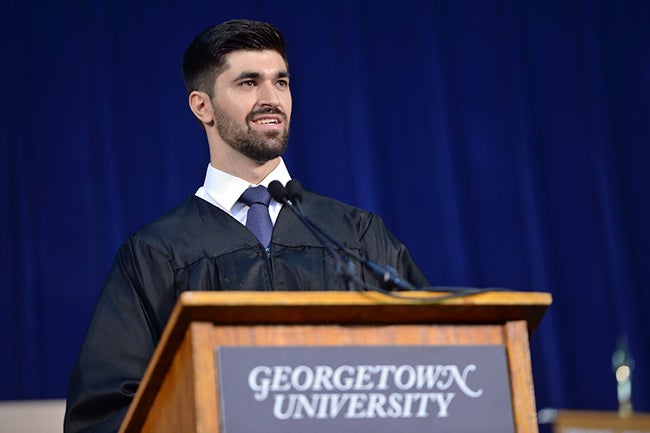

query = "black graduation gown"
64;191;429;433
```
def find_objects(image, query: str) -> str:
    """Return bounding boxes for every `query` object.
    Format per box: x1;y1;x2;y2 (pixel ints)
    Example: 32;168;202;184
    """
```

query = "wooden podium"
553;410;650;432
118;290;551;433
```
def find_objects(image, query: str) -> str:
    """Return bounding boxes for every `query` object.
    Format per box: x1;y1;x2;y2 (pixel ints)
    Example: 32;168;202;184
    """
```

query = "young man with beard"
64;19;429;433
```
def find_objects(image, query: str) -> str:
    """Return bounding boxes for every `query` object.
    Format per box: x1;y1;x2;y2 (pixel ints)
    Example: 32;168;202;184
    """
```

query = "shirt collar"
202;158;292;212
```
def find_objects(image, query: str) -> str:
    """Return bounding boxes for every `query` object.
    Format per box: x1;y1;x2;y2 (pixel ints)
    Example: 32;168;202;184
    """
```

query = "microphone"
267;180;290;203
286;180;303;206
269;180;416;291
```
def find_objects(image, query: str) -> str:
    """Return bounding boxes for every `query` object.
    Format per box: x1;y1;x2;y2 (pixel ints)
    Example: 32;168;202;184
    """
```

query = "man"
64;19;428;433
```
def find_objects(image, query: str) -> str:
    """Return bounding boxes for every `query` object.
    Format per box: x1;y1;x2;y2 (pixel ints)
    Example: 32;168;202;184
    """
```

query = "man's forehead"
222;50;288;74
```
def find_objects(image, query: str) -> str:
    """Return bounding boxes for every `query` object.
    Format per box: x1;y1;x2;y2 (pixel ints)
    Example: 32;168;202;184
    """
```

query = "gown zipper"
265;246;274;290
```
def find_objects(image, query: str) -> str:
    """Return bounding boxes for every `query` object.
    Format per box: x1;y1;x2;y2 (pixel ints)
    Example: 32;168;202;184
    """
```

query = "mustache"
246;107;288;122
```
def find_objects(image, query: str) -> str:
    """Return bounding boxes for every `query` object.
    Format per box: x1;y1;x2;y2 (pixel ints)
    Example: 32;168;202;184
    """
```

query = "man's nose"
257;81;281;107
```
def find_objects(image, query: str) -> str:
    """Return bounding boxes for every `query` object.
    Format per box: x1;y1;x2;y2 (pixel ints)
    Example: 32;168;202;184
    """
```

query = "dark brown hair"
182;19;288;96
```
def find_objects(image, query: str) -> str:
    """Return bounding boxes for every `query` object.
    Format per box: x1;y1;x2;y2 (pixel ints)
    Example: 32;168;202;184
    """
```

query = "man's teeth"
256;119;278;124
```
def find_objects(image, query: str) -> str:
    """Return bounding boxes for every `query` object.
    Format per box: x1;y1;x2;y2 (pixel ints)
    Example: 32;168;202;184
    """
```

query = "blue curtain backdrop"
1;0;649;417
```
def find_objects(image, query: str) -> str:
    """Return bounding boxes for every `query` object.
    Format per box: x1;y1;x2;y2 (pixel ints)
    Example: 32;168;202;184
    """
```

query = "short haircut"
182;19;288;96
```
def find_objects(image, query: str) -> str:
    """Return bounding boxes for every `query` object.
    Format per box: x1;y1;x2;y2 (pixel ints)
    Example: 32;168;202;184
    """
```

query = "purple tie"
239;186;273;247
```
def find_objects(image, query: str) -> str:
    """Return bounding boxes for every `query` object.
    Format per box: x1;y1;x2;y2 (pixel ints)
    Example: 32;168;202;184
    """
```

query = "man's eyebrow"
234;71;261;81
233;70;290;81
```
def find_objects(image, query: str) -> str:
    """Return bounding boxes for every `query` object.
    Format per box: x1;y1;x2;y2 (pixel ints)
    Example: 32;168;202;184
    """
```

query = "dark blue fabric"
239;186;273;247
1;0;649;418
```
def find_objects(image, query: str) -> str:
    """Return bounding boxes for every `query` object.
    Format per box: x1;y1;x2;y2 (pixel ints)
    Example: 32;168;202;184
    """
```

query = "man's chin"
241;142;287;163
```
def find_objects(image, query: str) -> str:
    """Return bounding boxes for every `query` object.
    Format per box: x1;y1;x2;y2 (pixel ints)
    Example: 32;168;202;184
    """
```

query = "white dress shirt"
195;158;291;226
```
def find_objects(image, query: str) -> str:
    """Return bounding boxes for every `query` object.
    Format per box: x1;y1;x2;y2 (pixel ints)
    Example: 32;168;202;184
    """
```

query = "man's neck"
210;156;281;185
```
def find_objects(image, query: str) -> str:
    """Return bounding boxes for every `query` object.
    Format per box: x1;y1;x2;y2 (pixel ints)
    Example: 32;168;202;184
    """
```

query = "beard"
213;105;290;163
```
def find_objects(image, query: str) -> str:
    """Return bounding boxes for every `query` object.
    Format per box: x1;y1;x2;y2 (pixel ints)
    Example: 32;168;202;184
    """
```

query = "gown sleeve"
64;236;176;433
358;213;430;290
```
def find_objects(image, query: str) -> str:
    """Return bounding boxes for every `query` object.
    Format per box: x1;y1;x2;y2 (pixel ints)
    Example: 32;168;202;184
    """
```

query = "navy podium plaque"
216;345;515;433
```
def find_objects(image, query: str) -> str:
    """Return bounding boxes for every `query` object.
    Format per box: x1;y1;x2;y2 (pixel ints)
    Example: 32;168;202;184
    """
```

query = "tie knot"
239;185;272;207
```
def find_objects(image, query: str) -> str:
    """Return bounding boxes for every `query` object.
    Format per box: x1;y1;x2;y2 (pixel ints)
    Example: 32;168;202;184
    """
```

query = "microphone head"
268;180;289;202
286;179;303;203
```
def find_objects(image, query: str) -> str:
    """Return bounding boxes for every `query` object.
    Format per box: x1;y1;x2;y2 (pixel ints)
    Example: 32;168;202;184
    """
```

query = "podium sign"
217;345;515;433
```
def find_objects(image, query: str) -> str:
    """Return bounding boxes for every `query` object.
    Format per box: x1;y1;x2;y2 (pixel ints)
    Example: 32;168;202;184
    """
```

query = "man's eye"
241;80;256;87
276;80;289;88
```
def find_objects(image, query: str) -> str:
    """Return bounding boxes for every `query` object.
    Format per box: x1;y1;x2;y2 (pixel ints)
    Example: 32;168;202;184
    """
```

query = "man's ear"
188;91;215;126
